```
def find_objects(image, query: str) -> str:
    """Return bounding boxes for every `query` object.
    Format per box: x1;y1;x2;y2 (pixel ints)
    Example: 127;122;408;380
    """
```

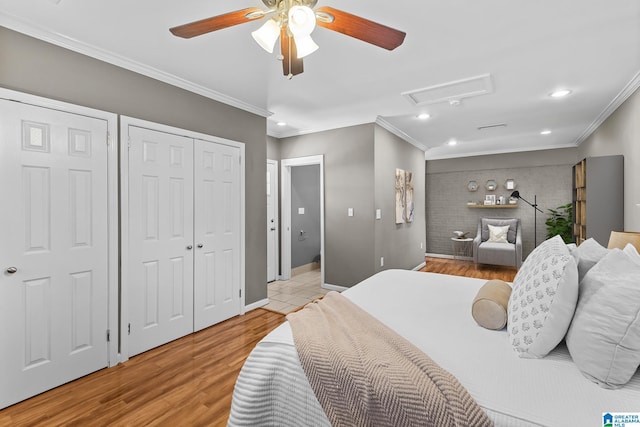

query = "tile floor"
264;269;330;314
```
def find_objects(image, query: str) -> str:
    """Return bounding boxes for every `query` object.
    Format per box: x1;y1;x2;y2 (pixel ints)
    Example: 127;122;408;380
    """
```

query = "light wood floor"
420;256;517;282
0;308;285;427
0;258;514;426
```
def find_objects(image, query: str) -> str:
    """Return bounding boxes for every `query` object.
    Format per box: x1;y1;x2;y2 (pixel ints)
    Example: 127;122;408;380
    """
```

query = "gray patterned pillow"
507;235;579;358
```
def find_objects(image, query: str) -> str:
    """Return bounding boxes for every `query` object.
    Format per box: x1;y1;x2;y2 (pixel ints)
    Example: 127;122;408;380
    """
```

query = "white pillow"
566;248;640;388
487;224;509;243
623;243;640;266
571;238;609;283
507;235;579;358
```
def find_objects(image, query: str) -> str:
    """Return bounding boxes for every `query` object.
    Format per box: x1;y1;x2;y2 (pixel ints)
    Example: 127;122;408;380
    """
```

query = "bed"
228;268;640;426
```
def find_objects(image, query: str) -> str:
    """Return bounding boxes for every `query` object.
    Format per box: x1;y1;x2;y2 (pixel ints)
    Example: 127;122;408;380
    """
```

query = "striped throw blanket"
287;291;492;427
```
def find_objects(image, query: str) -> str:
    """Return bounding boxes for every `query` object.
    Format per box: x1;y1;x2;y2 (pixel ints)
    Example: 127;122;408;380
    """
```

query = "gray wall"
0;27;268;305
426;152;574;258
266;135;281;161
279;124;376;286
291;165;321;268
578;87;640;232
374;126;426;273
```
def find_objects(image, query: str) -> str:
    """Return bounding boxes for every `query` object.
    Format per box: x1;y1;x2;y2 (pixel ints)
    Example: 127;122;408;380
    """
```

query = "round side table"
451;237;473;259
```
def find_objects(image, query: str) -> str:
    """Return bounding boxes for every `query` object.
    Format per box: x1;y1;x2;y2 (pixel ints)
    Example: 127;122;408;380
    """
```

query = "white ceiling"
1;0;639;159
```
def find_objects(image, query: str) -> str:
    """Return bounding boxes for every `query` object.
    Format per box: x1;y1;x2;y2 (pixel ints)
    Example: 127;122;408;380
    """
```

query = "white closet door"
193;139;241;331
0;99;109;408
127;126;194;356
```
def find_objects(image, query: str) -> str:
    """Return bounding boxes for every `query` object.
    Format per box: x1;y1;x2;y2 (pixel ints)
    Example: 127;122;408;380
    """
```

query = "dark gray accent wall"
579;87;640;232
374;126;426;273
291;165;321;268
426;160;573;258
0;27;268;304
279;124;376;286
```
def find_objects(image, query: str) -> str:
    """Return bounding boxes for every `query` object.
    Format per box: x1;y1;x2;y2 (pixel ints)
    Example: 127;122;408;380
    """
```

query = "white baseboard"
426;252;454;259
426;253;473;261
322;283;349;292
245;298;269;312
412;262;426;271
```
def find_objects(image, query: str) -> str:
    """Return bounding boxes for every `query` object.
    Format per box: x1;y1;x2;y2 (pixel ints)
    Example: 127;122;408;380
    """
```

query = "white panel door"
0;99;109;408
194;139;241;331
127;126;194;356
267;160;278;282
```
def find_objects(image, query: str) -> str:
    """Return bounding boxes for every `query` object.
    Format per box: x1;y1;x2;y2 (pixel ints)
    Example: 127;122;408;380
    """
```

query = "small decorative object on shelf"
505;179;516;190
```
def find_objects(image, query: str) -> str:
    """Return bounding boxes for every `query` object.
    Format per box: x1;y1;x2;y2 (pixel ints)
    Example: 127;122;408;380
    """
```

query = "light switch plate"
348;208;354;217
375;209;381;220
298;207;305;215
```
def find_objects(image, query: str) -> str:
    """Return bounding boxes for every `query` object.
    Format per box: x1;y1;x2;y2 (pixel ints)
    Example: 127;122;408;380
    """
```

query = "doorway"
281;156;324;284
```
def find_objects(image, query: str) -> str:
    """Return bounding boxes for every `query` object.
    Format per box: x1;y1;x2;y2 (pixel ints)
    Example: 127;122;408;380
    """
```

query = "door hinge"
106;329;110;342
127;136;131;149
106;131;111;146
128;323;131;335
239;289;242;298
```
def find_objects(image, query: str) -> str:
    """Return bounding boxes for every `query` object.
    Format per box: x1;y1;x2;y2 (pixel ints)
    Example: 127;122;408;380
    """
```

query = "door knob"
197;244;204;248
186;245;193;250
6;267;17;274
270;228;276;231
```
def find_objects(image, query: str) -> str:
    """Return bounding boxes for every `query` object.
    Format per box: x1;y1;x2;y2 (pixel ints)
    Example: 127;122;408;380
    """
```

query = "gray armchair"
473;218;523;268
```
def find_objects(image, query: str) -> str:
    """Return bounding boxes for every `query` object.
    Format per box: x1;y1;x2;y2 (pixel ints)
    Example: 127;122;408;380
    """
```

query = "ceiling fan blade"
170;7;264;38
281;28;304;77
315;6;406;50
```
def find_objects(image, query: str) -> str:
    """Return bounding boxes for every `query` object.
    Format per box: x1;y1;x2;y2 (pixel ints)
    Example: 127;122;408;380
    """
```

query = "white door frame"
266;159;280;281
281;155;324;283
119;116;246;362
0;87;119;367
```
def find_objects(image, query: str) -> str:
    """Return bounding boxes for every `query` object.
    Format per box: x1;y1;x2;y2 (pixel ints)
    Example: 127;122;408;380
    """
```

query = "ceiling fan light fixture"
251;18;281;53
288;5;316;37
294;35;319;58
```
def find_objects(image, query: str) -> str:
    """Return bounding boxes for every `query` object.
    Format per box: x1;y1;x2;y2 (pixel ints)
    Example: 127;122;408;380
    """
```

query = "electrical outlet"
380;257;384;267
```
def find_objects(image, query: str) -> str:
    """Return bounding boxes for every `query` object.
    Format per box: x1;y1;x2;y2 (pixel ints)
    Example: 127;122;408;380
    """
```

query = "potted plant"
545;203;573;243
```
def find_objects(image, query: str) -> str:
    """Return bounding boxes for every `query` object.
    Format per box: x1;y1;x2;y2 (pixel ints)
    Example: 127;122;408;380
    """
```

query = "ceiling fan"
170;0;406;78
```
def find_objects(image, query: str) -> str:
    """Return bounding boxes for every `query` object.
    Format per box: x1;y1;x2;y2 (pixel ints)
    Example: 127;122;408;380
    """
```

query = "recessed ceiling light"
447;139;458;146
540;130;552;135
550;89;572;98
276;121;287;126
417;113;431;120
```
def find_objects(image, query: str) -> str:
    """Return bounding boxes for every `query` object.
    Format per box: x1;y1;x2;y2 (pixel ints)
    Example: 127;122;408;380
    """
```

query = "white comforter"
229;270;640;426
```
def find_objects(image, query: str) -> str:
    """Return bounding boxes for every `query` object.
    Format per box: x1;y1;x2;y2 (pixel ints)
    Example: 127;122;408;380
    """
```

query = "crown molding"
0;13;272;118
424;142;578;161
572;70;640;146
374;117;427;151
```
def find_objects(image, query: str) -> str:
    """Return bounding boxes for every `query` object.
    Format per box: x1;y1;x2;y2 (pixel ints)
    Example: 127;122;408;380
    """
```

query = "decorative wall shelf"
467;204;518;209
